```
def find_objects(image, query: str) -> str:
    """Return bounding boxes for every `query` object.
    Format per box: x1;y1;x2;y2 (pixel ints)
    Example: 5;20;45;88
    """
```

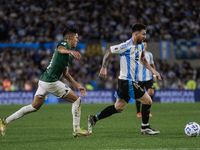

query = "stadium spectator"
171;75;180;90
195;44;200;58
185;46;194;59
186;75;196;90
175;45;183;59
90;76;99;90
179;81;188;90
2;77;11;91
24;80;32;91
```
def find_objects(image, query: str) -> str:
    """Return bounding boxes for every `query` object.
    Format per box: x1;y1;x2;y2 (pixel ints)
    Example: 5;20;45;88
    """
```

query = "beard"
137;39;143;44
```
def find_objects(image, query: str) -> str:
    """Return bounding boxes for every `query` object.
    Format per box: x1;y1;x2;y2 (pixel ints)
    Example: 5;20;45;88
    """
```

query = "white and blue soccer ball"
184;122;200;137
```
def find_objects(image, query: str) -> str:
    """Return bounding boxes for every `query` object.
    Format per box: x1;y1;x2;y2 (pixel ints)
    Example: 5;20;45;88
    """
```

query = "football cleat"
0;118;7;137
87;115;96;134
141;126;160;135
149;113;152;117
136;112;142;117
73;128;90;138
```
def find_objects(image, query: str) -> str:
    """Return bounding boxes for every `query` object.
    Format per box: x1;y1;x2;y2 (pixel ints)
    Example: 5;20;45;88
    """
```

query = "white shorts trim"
35;80;71;100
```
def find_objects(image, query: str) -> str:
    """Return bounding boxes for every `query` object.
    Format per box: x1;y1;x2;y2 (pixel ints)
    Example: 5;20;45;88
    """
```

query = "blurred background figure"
2;77;11;91
186;75;196;90
0;0;200;91
24;80;32;91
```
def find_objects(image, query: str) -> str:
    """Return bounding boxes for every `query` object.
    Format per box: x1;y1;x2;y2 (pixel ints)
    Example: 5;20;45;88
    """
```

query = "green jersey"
40;41;71;82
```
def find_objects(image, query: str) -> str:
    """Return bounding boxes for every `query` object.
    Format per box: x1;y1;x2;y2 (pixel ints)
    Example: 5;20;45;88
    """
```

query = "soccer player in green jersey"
0;27;90;137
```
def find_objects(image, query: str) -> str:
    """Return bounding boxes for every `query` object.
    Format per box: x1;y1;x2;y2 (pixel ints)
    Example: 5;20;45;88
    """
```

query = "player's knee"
143;99;152;105
148;99;152;105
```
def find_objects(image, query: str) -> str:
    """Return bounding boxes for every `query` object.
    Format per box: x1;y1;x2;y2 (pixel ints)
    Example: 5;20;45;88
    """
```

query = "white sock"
6;104;37;124
142;123;149;126
72;97;81;132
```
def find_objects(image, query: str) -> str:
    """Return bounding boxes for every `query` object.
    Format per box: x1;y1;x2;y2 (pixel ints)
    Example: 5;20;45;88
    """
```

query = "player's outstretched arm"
57;46;81;59
62;67;87;97
140;57;162;81
99;49;112;78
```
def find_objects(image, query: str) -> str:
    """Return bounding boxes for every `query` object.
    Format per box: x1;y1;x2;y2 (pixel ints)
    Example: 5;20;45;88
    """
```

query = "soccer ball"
184;122;200;137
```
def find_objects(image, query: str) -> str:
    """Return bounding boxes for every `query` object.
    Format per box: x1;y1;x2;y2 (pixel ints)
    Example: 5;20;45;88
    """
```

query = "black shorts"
114;79;145;103
138;79;154;90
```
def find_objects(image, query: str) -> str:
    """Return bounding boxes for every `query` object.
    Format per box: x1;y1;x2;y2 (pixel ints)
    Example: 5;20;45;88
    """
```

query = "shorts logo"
133;82;144;92
140;88;144;92
133;83;139;89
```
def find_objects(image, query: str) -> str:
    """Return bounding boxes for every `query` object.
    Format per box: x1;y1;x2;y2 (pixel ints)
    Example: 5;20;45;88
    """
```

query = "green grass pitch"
0;102;200;150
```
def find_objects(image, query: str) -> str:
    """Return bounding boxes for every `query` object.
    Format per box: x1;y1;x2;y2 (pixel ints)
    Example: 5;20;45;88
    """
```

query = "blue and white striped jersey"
110;39;145;82
138;51;154;82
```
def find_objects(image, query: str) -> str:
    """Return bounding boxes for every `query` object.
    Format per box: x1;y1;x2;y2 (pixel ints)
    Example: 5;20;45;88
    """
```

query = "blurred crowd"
0;0;200;43
0;47;200;91
154;59;200;90
0;0;200;91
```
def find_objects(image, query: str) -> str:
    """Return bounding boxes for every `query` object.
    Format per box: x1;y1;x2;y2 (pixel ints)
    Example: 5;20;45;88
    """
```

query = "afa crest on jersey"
135;48;138;53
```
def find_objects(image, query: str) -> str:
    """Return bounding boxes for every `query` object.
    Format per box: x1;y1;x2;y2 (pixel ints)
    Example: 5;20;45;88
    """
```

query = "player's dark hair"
63;27;79;38
132;23;146;33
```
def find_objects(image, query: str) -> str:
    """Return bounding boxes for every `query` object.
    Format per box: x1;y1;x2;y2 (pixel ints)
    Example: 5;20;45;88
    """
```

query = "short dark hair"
63;27;79;38
132;23;146;33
